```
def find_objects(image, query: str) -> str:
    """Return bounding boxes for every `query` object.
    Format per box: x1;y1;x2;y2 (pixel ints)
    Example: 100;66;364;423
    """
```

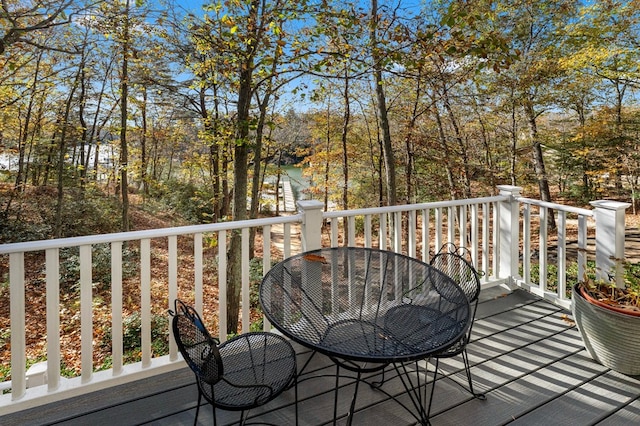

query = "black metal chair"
372;243;485;419
428;243;486;401
169;299;297;426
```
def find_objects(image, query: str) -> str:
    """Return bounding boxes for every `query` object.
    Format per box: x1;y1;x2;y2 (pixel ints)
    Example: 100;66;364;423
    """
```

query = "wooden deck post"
590;200;630;287
497;185;522;287
297;200;324;251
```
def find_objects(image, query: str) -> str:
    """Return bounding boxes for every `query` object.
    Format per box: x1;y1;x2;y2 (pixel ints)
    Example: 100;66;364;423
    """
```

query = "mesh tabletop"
260;247;471;364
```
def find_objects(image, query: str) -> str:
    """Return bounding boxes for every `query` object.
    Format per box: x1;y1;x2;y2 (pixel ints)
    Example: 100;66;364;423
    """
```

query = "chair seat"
199;332;297;411
383;304;466;353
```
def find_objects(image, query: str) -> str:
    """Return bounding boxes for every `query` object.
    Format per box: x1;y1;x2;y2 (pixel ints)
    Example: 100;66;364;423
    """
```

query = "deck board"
596;397;640;425
436;351;608;426
510;370;640;425
3;288;640;426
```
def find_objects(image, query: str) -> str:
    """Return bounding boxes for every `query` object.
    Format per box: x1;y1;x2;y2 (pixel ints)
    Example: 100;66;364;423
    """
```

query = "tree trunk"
54;69;81;237
370;0;396;206
119;0;131;232
441;86;472;199
78;64;88;191
15;51;43;194
275;151;282;215
404;80;421;204
324;98;331;211
88;58;115;182
474;101;495;190
434;105;456;199
199;85;222;223
250;26;282;224
524;99;555;229
227;118;249;333
341;70;350;211
226;0;259;334
613;80;626;195
248;93;270;257
141;86;148;195
42;119;59;185
510;98;518;186
212;88;222;222
27;96;45;186
221;141;231;217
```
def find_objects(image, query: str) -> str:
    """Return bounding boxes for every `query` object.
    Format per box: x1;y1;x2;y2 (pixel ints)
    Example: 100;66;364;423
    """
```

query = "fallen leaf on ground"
560;314;575;326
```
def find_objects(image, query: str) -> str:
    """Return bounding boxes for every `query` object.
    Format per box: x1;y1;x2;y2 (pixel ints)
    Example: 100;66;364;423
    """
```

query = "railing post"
590;200;630;287
297;200;324;251
497;185;522;286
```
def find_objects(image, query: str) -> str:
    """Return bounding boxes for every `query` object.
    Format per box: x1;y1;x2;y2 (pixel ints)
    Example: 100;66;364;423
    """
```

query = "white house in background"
0;143;117;181
0;152;16;172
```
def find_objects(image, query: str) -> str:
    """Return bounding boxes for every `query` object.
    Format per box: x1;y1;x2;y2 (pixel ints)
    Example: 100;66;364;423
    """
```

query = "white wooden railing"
0;185;630;414
503;186;630;307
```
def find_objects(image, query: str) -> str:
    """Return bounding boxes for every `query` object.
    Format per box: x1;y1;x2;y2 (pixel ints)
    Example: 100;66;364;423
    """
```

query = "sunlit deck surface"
4;287;640;426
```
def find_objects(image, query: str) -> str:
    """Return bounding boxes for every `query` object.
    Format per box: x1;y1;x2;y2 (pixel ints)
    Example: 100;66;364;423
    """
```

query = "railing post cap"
297;200;324;211
497;185;522;197
589;200;631;211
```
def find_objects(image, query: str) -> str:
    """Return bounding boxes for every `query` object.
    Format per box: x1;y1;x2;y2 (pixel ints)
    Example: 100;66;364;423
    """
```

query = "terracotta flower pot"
578;285;640;316
572;283;640;375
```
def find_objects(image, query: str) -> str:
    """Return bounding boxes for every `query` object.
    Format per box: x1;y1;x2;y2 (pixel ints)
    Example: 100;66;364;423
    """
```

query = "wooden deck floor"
4;287;640;426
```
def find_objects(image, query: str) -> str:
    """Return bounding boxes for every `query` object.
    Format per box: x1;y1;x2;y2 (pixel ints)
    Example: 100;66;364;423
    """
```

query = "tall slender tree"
370;0;396;206
496;0;577;212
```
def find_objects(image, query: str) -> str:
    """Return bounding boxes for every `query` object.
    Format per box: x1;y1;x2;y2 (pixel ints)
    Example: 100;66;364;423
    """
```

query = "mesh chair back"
171;299;223;385
430;245;481;304
428;245;487;400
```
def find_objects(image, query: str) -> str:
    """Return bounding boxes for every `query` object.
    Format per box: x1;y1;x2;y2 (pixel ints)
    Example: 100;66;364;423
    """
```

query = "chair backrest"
430;244;481;304
170;299;223;385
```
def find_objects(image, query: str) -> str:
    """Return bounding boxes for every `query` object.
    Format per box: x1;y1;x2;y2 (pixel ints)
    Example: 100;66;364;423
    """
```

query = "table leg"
346;370;362;426
391;360;435;425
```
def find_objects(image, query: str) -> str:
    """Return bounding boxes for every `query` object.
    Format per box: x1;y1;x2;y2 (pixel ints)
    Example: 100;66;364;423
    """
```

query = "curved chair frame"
170;299;297;426
428;243;486;402
371;243;486;420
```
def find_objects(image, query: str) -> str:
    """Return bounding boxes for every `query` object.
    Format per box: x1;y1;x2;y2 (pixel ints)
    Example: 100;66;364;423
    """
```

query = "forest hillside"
3;0;640;349
2;0;640;245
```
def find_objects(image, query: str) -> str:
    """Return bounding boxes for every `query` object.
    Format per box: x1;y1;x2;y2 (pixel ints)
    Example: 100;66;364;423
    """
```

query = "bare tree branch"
0;0;80;55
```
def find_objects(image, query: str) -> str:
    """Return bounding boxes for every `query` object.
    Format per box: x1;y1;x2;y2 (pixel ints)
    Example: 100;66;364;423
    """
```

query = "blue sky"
171;0;206;13
160;0;427;16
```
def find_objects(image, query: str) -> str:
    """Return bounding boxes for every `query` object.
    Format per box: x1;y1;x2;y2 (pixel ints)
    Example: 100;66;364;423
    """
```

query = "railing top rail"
322;195;508;219
518;197;594;217
0;213;303;254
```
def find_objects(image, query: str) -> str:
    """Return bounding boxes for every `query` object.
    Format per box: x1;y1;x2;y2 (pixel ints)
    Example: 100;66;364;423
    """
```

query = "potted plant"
571;262;640;375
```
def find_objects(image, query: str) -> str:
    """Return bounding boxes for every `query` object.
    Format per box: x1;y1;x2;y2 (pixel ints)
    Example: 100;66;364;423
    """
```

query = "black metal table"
260;247;470;425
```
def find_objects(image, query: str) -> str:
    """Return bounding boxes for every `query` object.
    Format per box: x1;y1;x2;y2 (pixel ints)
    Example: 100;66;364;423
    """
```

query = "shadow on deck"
4;288;640;426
